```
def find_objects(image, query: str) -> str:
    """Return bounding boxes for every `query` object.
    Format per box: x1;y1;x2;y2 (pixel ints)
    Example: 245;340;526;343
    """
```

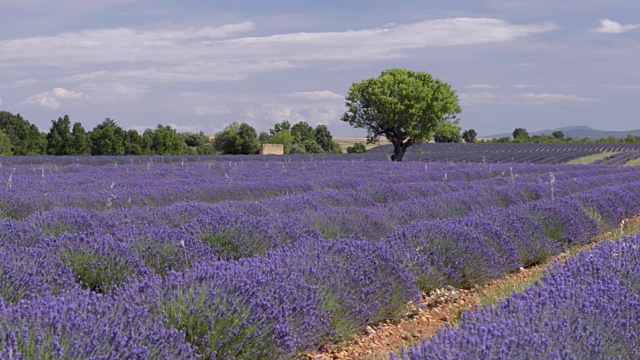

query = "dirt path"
302;217;640;360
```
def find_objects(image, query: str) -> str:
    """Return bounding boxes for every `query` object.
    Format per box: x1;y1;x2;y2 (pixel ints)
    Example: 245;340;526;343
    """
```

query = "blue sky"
0;0;638;137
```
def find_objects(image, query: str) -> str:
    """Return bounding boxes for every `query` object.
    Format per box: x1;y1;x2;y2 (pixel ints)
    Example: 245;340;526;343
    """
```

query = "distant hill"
485;126;640;140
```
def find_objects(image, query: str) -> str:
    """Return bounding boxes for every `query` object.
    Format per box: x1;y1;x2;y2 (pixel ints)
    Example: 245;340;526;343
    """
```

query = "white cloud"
459;92;497;105
463;84;501;89
77;82;152;102
51;87;83;99
281;90;344;101
459;92;600;106
516;93;601;104
594;19;639;34
604;84;640;90
25;87;85;109
513;84;537;89
26;93;60;109
0;18;557;84
0;78;37;89
171;91;347;131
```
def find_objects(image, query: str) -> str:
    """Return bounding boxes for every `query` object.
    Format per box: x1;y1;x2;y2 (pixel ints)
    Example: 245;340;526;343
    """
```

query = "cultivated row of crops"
369;143;640;164
395;234;640;359
1;159;640;358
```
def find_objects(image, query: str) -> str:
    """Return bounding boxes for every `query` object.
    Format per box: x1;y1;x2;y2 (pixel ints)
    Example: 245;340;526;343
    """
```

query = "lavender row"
394;234;640;360
1;160;635;218
1;162;640;358
6;169;640;260
2;186;639;358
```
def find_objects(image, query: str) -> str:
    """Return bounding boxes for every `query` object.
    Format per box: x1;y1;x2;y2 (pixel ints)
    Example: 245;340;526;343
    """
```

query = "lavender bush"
0;158;639;358
393;235;640;360
0;292;200;359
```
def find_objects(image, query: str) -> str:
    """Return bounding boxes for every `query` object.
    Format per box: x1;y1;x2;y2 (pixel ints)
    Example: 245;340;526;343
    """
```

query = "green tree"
180;132;214;155
512;128;529;141
287;144;307;154
0;111;46;155
0;129;12;156
46;115;72;155
125;129;144;155
433;120;463;143
148;125;182;155
270;121;291;136
346;143;367;153
257;131;272;144
89;118;127;155
213;122;259;155
69;122;90;155
291;122;316;144
315;125;341;153
462;129;478;143
341;68;461;161
302;139;324;153
270;130;295;153
551;130;564;139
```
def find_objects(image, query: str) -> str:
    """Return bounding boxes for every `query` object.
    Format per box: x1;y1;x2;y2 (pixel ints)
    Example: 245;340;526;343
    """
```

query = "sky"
0;0;639;137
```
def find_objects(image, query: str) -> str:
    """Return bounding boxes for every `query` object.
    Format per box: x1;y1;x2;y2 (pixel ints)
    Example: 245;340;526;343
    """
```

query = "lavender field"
395;235;640;360
1;157;640;359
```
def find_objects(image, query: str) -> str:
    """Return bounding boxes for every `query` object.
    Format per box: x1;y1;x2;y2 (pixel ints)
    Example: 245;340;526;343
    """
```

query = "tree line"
485;128;640;144
0;111;347;157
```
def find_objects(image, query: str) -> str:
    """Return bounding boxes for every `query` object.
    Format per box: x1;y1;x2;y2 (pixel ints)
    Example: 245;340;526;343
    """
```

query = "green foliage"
270;129;295;151
346;143;367;153
433;120;463;143
269;120;291;136
69;122;90;155
213;122;259;155
257;131;272;144
89;118;127;156
341;68;461;161
180;132;215;155
552;130;564;139
0;129;12;156
125;129;144;155
302;139;324;153
462;128;478;143
0;111;46;155
287;143;307;154
291;121;316;144
147;125;183;155
160;287;270;360
46;115;72;155
315;125;341;153
512;128;530;141
58;247;138;293
267;121;333;154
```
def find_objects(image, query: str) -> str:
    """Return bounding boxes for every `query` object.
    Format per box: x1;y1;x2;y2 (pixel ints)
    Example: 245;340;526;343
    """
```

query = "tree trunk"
391;142;407;162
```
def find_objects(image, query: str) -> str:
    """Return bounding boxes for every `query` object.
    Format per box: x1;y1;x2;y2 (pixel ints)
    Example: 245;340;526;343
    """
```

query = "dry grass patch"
624;157;640;167
566;152;616;165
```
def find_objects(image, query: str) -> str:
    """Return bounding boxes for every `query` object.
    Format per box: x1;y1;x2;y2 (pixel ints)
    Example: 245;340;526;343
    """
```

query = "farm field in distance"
369;143;640;165
1;155;640;359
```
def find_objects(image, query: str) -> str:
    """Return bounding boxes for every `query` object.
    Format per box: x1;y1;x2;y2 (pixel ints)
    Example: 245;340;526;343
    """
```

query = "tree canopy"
433;120;463;143
512;128;530;141
0;111;46;155
260;121;341;154
0;129;12;156
341;68;462;161
462;129;478;143
213;122;260;155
